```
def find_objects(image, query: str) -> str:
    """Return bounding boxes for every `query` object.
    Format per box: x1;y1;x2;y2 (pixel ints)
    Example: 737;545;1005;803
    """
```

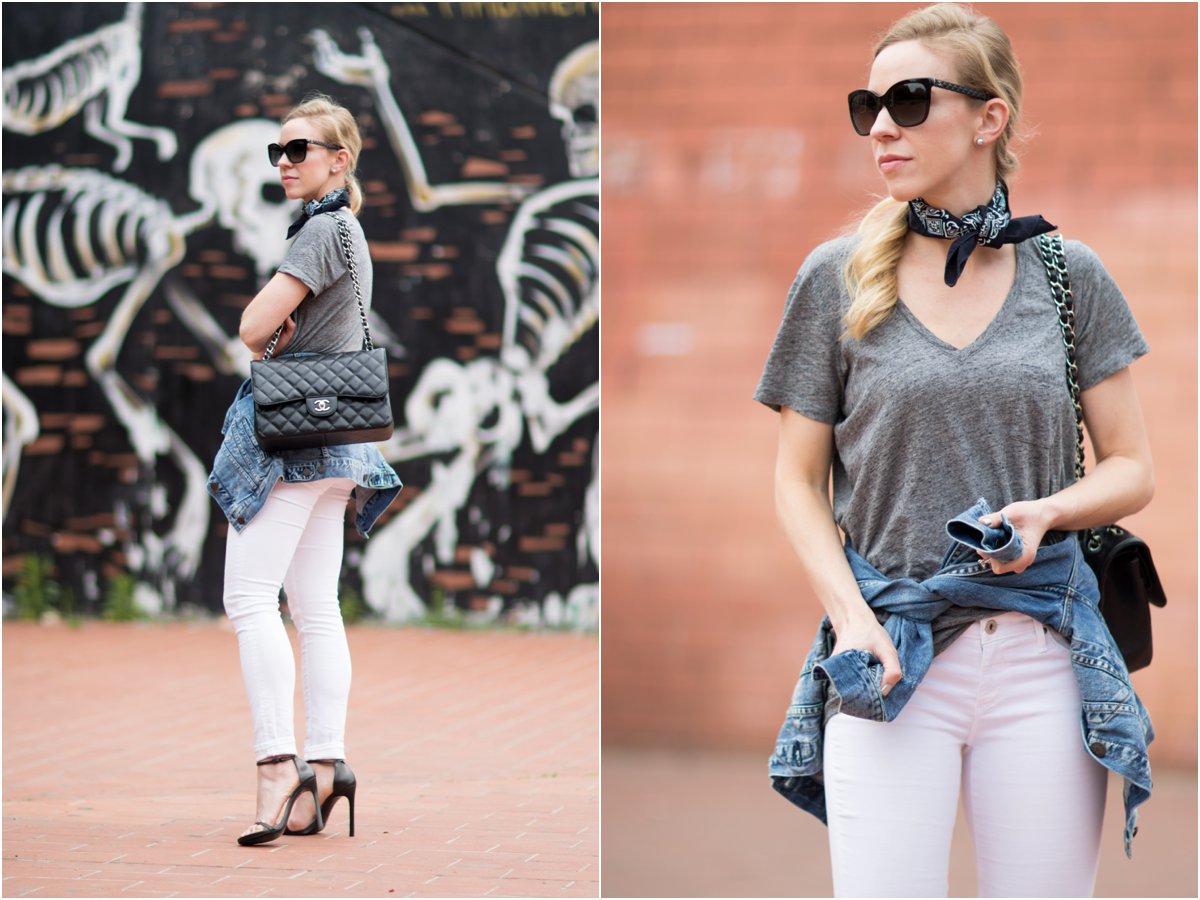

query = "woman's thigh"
824;627;983;898
962;617;1107;897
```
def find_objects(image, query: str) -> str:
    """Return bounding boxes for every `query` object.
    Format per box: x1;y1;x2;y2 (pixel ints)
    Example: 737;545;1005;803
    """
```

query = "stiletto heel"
237;755;318;846
284;759;357;836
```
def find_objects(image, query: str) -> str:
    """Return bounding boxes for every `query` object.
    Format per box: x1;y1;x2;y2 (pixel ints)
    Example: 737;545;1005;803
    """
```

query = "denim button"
1089;741;1107;758
236;515;245;525
983;619;998;634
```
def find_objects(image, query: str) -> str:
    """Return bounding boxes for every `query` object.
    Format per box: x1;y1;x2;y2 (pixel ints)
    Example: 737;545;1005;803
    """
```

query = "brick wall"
601;3;1198;765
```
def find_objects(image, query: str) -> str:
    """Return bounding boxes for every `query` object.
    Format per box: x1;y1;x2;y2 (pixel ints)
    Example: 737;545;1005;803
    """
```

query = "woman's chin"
880;178;919;204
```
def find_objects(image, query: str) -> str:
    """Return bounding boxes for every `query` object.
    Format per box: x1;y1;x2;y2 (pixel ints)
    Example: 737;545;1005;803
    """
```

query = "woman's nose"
869;106;900;140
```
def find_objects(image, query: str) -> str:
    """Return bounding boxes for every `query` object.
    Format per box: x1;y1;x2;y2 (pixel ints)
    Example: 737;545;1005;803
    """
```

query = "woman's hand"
978;499;1053;574
831;607;904;697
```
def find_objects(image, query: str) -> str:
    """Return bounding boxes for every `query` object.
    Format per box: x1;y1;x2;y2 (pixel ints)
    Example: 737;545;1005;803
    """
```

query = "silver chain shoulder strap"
1036;233;1085;480
263;211;374;359
1037;233;1117;553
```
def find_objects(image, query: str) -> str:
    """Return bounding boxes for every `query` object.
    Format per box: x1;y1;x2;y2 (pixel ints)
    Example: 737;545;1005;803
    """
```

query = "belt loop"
1036;622;1048;653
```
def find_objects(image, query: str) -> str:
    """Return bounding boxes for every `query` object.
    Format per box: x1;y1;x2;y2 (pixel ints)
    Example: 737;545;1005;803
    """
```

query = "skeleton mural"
347;39;601;623
2;3;177;173
2;4;598;624
0;120;293;605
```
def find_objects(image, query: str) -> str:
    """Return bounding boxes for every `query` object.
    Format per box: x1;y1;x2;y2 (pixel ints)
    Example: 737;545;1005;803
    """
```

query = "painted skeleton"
2;3;176;173
341;39;601;622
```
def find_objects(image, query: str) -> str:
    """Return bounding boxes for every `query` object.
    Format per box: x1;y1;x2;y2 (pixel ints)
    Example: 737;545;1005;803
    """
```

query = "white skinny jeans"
824;611;1107;898
223;477;355;761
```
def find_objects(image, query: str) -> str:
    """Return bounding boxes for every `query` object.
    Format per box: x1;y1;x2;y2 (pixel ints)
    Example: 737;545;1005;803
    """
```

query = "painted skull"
548;42;599;180
189;120;295;278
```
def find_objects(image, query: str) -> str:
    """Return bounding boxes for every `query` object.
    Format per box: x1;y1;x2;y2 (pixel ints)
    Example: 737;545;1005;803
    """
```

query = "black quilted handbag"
250;213;393;451
1037;234;1166;671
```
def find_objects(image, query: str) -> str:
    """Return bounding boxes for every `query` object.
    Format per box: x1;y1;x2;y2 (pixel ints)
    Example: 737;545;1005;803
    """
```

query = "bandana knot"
287;187;350;239
907;181;1055;286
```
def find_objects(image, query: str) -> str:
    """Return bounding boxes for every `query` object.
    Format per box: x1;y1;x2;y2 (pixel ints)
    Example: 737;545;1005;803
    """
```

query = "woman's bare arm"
239;272;311;357
775;407;903;694
984;366;1154;573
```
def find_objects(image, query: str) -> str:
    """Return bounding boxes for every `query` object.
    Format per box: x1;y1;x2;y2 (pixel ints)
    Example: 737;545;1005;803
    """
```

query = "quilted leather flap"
251;348;389;407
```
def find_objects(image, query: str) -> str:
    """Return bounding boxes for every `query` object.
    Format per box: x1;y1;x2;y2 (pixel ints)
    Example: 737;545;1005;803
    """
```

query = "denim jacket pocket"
771;702;824;770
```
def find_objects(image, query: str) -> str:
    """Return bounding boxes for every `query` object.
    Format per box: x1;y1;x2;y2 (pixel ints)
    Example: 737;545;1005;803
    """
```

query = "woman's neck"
916;173;998;218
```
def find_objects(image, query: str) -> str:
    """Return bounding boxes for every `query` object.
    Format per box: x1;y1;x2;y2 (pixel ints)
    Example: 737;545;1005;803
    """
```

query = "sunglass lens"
848;91;881;136
267;143;283;166
284;139;309;164
888;81;931;127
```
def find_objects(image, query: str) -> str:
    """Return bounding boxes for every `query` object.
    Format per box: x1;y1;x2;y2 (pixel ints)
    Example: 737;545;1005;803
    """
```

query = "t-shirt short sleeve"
753;237;853;423
277;215;347;297
1065;239;1148;390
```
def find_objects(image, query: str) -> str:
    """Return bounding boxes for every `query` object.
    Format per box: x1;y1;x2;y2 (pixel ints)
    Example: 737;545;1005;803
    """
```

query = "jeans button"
984;619;998;635
1089;741;1107;758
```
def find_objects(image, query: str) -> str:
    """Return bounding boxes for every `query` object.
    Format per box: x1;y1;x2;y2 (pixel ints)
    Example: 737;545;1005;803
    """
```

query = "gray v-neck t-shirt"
754;234;1148;580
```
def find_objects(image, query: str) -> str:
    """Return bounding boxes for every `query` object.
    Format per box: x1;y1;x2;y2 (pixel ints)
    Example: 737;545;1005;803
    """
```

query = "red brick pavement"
3;622;598;898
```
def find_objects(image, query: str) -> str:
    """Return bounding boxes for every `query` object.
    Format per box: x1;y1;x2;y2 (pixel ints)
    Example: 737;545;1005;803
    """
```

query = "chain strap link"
333;212;374;351
263;212;373;360
1036;233;1120;554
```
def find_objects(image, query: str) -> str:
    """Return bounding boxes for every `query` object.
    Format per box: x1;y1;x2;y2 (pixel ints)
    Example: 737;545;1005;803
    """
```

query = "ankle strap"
256;753;296;766
307;758;345;764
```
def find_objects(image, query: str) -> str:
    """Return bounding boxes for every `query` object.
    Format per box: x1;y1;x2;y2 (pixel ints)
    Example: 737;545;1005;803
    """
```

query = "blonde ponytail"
843;198;909;340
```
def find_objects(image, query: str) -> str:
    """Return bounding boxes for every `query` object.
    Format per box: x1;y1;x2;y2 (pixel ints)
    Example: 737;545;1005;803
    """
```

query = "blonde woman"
207;94;401;846
755;5;1154;896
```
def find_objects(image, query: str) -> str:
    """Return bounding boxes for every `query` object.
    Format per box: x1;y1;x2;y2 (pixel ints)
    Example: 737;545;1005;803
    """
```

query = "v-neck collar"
895;242;1025;356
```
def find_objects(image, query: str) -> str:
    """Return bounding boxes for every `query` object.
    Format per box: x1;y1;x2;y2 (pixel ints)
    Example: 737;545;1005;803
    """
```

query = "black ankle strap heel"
284;759;357;837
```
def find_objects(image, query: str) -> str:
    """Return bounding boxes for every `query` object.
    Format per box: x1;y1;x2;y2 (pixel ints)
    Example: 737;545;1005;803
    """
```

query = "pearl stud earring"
975;137;985;146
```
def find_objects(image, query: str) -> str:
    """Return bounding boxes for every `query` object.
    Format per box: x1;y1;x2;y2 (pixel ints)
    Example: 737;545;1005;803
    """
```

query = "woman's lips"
878;156;910;173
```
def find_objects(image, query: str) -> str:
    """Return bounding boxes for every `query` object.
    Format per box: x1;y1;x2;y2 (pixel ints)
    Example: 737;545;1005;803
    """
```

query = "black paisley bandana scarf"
907;180;1055;286
287;187;350;239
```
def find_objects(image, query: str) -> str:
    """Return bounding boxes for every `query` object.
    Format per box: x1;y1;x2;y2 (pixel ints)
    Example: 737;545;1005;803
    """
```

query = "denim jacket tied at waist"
769;500;1154;857
206;378;402;537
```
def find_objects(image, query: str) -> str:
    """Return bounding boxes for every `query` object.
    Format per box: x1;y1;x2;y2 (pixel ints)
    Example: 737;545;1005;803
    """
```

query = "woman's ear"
333;148;352;175
977;97;1009;144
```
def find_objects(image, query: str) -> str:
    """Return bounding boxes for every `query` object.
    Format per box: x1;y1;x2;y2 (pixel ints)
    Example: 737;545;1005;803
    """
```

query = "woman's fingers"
876;639;903;696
